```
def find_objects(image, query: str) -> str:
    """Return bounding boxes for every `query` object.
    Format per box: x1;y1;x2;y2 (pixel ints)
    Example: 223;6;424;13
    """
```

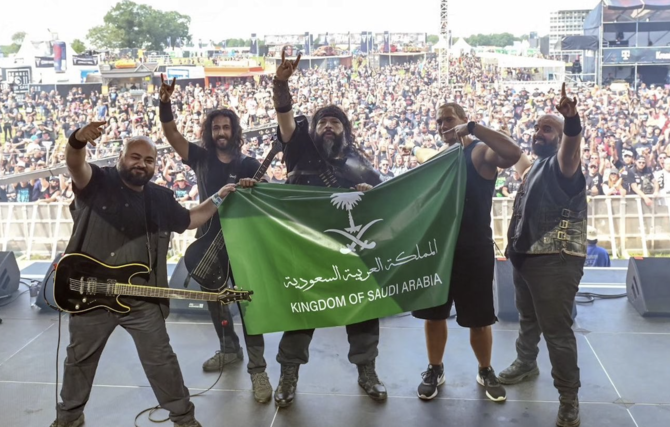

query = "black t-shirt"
504;175;522;194
184;143;260;200
586;173;603;195
70;165;191;281
184;143;260;235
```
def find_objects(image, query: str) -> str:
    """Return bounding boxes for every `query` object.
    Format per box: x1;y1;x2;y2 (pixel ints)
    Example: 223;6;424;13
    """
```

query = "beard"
118;163;152;186
532;136;559;158
316;131;345;159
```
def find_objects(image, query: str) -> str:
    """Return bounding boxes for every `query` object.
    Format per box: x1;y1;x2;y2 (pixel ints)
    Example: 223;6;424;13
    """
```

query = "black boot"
498;358;540;385
274;364;299;408
357;361;387;401
556;395;580;427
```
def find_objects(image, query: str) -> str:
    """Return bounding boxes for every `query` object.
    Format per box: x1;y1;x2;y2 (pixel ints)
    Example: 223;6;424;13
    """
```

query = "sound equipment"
0;251;20;299
35;254;62;311
626;257;670;317
53;253;252;314
168;257;211;314
494;258;577;322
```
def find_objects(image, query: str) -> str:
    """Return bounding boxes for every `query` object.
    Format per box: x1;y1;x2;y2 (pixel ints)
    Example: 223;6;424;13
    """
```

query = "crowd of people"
1;54;669;203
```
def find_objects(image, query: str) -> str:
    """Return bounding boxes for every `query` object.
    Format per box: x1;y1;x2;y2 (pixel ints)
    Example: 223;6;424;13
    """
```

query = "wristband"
211;193;224;208
68;130;87;150
467;121;476;135
272;77;293;114
563;115;582;137
159;101;174;123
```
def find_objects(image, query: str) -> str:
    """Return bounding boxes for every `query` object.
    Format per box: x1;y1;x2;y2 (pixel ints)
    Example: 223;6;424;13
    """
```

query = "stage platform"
0;262;668;427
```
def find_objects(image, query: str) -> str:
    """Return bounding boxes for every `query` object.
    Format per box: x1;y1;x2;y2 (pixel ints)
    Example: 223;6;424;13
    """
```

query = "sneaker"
476;367;507;402
251;372;273;403
556;395;580;427
49;414;85;427
202;348;244;372
417;364;445;400
174;421;202;427
274;364;299;408
498;358;540;385
357;361;387;401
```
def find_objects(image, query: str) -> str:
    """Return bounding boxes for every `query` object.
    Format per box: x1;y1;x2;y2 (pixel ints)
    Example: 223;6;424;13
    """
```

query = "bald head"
122;136;157;156
537;114;563;133
117;136;157;188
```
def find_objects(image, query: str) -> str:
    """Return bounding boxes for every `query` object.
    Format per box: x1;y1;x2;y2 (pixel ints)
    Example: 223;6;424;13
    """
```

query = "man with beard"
412;103;522;403
159;76;272;404
51;121;237;427
498;84;586;427
270;50;385;408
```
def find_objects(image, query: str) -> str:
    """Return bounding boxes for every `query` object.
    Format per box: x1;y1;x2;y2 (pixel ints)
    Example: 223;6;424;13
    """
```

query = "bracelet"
68;130;87;150
272;77;293;114
159;101;174;123
563;115;582;137
211;193;224;208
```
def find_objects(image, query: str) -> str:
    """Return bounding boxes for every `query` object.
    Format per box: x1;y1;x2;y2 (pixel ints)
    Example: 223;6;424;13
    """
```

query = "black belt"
287;170;320;178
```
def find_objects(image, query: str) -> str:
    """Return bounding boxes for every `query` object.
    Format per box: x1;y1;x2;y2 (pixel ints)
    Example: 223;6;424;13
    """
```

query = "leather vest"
507;156;588;257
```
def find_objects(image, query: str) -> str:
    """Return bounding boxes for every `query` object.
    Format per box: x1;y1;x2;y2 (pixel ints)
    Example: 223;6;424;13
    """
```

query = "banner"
53;41;67;73
360;31;368;53
250;33;258;55
383;31;390;53
304;32;311;55
35;56;54;68
602;46;670;65
73;55;98;66
2;67;31;94
220;146;466;335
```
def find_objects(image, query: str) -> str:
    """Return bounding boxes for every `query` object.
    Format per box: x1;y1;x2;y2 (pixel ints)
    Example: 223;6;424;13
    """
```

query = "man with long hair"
159;76;272;404
270;51;384;408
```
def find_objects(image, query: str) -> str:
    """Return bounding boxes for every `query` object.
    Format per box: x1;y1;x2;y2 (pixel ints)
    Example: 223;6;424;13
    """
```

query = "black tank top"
456;141;496;248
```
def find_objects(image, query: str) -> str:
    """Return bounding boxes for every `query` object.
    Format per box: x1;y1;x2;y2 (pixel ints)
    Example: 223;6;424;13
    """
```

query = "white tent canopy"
451;38;473;55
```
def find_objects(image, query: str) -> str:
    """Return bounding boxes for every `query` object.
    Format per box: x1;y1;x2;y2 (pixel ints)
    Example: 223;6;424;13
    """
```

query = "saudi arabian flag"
219;145;466;335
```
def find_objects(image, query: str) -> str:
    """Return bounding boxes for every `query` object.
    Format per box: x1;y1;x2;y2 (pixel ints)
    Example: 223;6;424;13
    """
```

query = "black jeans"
276;318;380;366
205;298;267;374
511;253;584;396
57;301;195;424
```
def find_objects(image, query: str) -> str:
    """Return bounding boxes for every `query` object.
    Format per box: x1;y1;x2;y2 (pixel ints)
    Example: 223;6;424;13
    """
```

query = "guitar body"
54;253;150;314
183;229;230;289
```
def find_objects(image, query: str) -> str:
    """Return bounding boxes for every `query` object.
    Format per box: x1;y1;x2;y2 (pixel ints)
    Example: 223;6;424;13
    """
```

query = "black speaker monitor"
168;257;210;314
627;257;670;317
0;252;20;299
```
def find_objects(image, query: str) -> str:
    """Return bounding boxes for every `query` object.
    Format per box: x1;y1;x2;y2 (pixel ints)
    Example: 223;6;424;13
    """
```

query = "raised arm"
66;121;106;191
158;74;190;160
273;50;302;143
556;83;583;178
187;184;237;230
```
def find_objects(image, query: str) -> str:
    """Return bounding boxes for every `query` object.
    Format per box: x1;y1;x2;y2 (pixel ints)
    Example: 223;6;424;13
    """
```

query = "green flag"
220;145;466;335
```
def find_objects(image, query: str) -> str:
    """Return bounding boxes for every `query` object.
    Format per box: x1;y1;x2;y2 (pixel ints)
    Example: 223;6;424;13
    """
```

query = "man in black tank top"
412;103;522;403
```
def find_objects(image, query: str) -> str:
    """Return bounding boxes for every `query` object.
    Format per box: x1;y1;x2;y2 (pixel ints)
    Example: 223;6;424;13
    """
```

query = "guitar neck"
114;283;219;302
253;153;274;181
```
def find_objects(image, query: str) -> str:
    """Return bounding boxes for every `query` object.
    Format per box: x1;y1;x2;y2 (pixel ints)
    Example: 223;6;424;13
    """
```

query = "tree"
71;39;86;54
11;32;26;45
427;34;440;45
86;0;191;50
465;32;520;48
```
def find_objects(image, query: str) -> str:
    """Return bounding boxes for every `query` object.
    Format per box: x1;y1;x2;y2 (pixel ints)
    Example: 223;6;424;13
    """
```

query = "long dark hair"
201;109;243;155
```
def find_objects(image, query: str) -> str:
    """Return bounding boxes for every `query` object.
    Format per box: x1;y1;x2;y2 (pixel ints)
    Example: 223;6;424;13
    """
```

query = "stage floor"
0;263;669;427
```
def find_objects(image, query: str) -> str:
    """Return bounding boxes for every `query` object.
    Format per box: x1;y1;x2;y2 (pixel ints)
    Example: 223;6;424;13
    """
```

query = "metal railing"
0;196;668;260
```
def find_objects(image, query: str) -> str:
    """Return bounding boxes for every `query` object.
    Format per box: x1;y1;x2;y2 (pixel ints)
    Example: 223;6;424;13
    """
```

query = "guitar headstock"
270;134;283;156
218;288;254;304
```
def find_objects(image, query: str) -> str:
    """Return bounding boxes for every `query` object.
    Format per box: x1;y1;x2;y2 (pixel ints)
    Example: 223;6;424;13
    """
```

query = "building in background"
549;9;591;52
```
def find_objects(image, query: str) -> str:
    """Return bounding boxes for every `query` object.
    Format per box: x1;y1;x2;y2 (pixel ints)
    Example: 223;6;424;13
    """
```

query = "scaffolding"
439;0;450;86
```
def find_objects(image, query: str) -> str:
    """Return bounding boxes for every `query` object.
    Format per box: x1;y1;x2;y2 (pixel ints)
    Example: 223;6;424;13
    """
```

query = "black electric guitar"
53;253;253;314
182;136;283;289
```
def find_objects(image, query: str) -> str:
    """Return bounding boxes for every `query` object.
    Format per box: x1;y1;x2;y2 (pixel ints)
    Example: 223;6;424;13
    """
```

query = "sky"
0;0;599;46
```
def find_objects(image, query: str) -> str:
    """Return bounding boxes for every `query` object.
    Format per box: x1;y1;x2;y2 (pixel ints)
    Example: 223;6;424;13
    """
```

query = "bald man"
499;84;586;427
51;122;236;427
